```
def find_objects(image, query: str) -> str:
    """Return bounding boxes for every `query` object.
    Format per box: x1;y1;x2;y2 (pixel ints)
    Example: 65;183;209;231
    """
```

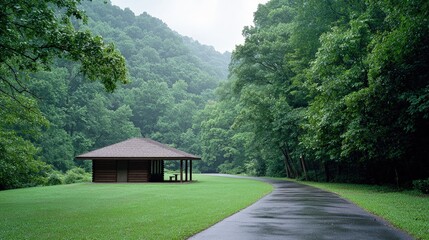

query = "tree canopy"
1;0;127;95
198;0;429;185
0;0;230;189
1;0;428;189
0;0;129;189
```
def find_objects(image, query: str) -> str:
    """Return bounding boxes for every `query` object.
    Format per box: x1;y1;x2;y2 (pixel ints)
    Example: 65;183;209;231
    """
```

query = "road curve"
189;174;413;240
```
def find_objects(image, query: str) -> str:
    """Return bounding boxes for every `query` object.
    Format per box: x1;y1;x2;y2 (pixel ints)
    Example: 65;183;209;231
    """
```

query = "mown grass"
0;175;272;240
297;181;429;240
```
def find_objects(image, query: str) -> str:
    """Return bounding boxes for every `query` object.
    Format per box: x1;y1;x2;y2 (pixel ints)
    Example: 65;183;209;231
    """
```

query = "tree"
0;0;234;188
0;94;49;189
0;0;128;189
0;0;128;100
198;0;428;185
229;0;315;178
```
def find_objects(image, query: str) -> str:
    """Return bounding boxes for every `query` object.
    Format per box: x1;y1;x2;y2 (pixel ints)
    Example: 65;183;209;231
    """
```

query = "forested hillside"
2;0;428;190
199;0;429;185
1;0;230;189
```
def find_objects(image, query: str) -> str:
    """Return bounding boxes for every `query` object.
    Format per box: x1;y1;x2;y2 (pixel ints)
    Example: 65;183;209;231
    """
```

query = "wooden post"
190;160;192;182
161;160;164;182
180;160;183;183
185;160;188;182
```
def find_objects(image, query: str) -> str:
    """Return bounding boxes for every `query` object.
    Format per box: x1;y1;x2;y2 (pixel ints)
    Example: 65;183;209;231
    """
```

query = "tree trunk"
324;162;330;182
285;147;298;177
281;147;297;178
394;167;399;188
300;155;308;181
284;157;291;178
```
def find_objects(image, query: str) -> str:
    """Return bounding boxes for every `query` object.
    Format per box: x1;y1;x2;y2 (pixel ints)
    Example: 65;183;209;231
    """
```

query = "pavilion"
75;138;200;183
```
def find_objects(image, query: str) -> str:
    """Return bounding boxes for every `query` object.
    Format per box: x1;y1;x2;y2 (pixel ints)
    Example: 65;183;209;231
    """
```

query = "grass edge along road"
0;174;272;240
296;180;429;240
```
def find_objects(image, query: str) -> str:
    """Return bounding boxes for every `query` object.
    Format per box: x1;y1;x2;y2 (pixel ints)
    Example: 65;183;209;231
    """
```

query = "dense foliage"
1;0;428;189
0;0;127;189
199;0;429;185
0;0;229;189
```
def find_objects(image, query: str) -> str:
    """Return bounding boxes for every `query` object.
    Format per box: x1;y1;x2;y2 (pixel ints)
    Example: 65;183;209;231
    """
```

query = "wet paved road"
189;175;413;240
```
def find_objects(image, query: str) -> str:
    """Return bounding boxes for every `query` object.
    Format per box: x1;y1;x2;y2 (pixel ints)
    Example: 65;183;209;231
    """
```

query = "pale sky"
110;0;269;53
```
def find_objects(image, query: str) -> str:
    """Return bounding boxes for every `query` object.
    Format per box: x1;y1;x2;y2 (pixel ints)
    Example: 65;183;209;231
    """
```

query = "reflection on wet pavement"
189;175;413;240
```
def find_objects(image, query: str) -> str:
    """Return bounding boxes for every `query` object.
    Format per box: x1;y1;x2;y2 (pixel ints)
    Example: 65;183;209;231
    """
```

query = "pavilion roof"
75;138;201;160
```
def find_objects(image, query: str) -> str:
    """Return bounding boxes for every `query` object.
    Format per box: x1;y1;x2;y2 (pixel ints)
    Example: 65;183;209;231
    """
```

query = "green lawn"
298;181;429;240
0;175;272;240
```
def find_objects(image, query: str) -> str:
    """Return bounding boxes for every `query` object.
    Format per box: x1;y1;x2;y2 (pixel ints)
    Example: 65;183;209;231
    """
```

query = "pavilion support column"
161;160;164;182
185;160;188;182
156;160;159;174
190;160;192;182
180;160;183;183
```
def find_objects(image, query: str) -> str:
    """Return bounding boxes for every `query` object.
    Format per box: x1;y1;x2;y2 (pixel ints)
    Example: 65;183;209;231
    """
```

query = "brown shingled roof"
75;138;201;160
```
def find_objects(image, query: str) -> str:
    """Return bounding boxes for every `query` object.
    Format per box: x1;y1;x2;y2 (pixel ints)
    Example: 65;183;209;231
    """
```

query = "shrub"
218;161;245;175
47;173;63;185
413;178;429;194
63;168;91;184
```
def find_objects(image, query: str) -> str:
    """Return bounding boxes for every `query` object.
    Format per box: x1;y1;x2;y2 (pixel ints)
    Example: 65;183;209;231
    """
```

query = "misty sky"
110;0;269;53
